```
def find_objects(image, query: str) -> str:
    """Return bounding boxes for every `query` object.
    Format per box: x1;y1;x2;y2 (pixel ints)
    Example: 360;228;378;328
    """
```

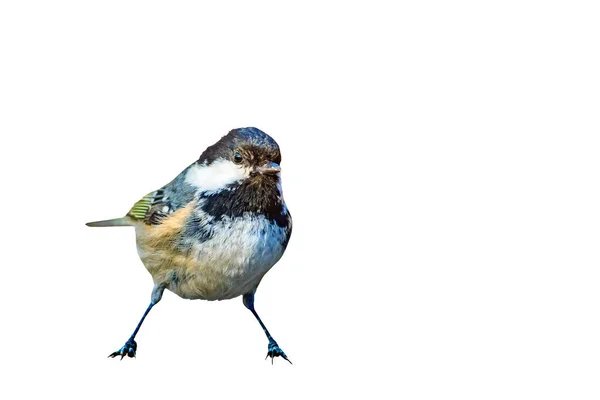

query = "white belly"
166;214;288;300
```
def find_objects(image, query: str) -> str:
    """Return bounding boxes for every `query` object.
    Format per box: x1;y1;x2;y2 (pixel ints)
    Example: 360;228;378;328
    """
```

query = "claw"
108;339;137;360
265;342;292;364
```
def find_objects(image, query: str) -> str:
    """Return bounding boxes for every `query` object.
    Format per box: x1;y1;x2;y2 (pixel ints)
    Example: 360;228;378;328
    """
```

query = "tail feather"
86;217;132;227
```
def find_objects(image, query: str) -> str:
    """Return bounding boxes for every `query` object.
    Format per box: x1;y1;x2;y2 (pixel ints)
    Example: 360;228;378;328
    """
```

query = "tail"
86;217;133;227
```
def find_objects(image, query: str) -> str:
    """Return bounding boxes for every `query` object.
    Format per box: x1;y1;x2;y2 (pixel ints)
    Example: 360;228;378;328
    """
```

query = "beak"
255;161;281;175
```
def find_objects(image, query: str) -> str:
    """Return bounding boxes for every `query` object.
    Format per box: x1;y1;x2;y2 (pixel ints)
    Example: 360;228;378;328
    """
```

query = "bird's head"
185;127;283;193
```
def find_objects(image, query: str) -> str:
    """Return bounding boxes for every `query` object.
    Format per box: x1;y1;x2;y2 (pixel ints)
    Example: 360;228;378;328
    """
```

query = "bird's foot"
108;339;137;360
265;341;292;364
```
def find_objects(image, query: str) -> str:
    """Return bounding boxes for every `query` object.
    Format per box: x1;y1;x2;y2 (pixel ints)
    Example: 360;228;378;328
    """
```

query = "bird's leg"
108;284;165;360
243;291;291;364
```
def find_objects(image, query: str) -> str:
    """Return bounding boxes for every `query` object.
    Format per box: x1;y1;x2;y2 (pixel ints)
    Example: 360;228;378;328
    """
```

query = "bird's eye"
233;152;243;164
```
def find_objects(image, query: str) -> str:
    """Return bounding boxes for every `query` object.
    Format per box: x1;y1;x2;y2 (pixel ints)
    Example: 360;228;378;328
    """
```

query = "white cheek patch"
185;159;249;191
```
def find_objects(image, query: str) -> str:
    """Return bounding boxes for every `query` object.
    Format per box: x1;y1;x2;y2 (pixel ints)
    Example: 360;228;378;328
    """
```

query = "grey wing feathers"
86;165;197;227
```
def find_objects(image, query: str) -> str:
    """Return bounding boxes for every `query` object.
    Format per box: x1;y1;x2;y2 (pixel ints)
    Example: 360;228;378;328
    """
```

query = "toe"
265;343;292;364
282;354;292;364
108;350;121;358
108;340;137;360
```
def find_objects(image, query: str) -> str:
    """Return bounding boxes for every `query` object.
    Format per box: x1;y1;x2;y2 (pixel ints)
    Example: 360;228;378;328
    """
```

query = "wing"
87;164;197;228
127;189;169;225
126;166;198;226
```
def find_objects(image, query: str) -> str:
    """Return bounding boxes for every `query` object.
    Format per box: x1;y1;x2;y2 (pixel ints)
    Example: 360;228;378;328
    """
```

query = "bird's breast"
136;208;291;301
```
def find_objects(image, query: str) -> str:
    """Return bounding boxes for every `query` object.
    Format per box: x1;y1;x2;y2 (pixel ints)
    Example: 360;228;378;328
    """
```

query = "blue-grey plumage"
87;127;292;363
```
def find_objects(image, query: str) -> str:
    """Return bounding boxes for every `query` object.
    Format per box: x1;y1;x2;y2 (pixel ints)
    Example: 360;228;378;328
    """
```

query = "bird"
86;127;293;363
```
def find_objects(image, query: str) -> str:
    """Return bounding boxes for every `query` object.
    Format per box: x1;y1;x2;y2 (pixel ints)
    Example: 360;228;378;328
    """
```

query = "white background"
1;1;599;399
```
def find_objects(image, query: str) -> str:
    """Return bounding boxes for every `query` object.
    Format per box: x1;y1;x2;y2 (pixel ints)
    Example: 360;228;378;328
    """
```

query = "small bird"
87;127;292;363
